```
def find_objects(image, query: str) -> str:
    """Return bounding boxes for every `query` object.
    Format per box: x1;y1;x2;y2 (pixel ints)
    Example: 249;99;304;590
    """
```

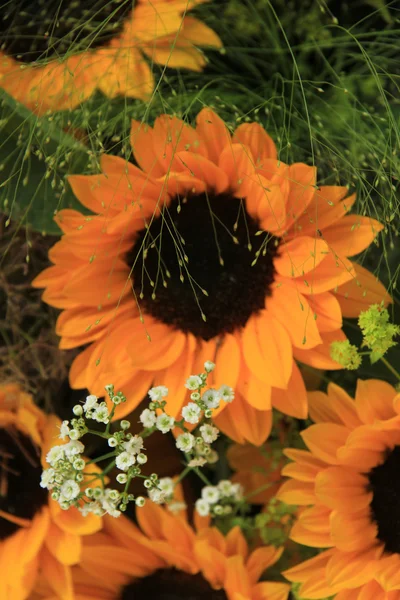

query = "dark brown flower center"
0;426;47;540
119;568;228;599
368;445;400;554
129;192;279;341
0;0;132;63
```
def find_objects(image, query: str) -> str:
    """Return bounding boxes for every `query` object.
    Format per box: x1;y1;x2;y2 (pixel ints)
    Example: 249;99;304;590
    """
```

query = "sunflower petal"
242;310;293;389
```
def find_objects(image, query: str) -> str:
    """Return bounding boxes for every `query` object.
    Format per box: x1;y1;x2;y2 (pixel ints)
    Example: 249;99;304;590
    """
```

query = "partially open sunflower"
279;379;400;599
31;489;290;600
33;108;389;445
0;0;221;114
0;383;102;600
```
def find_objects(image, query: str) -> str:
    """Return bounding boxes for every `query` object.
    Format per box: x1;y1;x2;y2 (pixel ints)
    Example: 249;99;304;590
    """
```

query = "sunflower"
33;108;389;445
0;0;221;114
0;383;102;600
278;379;400;599
31;488;290;600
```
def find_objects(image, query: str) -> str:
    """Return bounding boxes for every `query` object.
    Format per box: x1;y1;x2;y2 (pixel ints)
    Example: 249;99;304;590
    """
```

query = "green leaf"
0;89;93;234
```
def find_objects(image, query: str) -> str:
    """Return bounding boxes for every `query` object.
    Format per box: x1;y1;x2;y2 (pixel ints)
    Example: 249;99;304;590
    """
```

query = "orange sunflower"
31;490;289;600
33;108;389;444
0;383;102;600
0;0;221;114
278;379;400;599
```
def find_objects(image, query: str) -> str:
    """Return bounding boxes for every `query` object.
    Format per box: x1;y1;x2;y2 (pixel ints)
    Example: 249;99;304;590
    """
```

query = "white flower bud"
72;405;83;416
108;437;117;447
116;473;127;484
135;496;146;507
204;360;215;372
137;453;147;465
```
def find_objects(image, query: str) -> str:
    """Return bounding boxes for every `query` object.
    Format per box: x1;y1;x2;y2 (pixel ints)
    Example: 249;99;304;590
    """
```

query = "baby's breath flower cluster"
195;480;244;518
41;360;236;517
41;386;150;518
138;361;233;480
358;303;400;363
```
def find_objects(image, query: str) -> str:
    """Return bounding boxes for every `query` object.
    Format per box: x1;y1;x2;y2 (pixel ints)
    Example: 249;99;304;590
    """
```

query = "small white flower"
199;424;219;444
60;479;80;501
156;413;175;434
218;384;235;403
148;386;169;401
181;402;201;424
148;488;166;504
101;498;121;518
59;420;70;440
92;404;109;424
204;360;215;372
168;501;187;514
158;477;174;497
188;456;207;468
201;486;220;504
40;468;55;489
135;496;146;507
202;389;220;409
139;408;157;428
46;445;65;466
185;375;203;391
231;483;244;501
79;501;101;517
83;394;98;412
64;440;84;457
122;435;144;455
217;480;234;497
195;498;210;517
115;451;136;471
176;432;195;453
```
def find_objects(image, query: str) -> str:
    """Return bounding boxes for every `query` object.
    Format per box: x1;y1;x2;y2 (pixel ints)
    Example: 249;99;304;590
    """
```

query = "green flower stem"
85;429;111;439
85;451;118;465
102;460;116;476
176;465;191;484
192;466;212;486
105;405;116;435
381;357;400;381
